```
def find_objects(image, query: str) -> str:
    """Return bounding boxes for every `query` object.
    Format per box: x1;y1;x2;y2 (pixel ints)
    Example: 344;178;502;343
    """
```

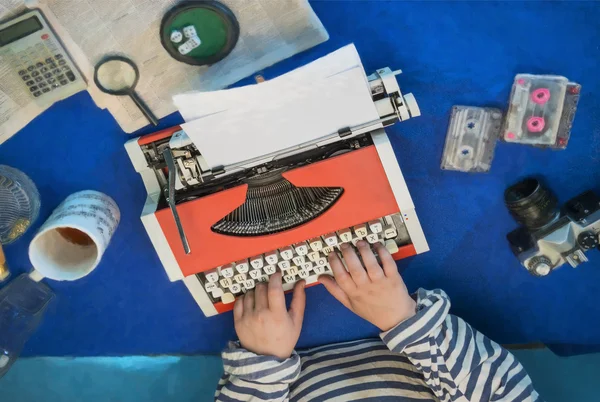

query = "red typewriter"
126;67;428;316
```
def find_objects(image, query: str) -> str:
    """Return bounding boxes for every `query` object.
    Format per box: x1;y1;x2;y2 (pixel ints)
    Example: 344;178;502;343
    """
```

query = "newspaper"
0;0;327;143
40;0;328;133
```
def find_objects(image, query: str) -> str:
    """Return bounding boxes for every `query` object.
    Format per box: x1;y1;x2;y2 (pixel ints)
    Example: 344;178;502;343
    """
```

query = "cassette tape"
502;74;581;149
441;106;503;173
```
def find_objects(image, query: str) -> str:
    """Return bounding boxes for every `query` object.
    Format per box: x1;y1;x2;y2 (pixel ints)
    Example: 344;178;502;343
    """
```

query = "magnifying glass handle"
129;91;159;126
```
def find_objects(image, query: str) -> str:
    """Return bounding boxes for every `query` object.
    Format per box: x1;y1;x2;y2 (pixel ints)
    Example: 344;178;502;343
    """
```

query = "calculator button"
47;78;56;83
44;73;52;78
52;83;60;89
29;86;38;91
61;65;70;71
40;67;48;73
26;80;34;86
33;91;42;97
22;75;30;80
58;59;66;65
45;57;53;63
31;71;39;77
52;69;60;75
57;74;65;80
38;82;47;88
35;77;44;83
18;70;26;76
59;80;68;86
48;63;57;69
55;54;63;59
36;62;44;68
42;88;50;93
66;71;76;81
27;66;35;71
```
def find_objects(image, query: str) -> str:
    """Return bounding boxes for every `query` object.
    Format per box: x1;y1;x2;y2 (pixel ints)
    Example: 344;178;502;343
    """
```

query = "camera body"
505;179;600;276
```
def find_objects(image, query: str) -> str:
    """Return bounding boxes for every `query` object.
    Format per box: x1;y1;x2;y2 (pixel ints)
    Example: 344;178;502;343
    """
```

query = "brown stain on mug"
57;227;95;246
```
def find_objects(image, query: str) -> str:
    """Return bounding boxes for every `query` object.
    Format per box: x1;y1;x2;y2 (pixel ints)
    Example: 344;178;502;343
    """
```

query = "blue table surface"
1;1;599;357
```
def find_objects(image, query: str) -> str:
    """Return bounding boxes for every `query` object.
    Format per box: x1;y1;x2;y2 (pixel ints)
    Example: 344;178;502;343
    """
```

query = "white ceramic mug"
28;190;120;281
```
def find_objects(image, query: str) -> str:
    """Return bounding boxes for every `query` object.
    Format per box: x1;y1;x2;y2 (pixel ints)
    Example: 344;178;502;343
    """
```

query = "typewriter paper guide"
177;44;380;169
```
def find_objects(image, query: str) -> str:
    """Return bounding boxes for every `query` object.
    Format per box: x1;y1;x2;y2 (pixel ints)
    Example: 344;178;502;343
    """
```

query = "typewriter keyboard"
198;213;410;304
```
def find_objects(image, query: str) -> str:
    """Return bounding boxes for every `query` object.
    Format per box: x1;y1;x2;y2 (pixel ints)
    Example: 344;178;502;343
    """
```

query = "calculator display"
0;16;43;47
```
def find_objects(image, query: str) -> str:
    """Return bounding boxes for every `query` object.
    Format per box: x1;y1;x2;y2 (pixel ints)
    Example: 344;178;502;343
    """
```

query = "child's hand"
234;272;305;359
320;240;416;331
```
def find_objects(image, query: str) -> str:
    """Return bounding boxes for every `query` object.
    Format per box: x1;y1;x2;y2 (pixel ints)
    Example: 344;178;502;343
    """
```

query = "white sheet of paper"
178;45;379;169
173;44;365;123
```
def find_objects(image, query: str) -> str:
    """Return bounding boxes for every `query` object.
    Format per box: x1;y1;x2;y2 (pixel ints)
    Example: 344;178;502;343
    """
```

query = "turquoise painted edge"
0;355;224;402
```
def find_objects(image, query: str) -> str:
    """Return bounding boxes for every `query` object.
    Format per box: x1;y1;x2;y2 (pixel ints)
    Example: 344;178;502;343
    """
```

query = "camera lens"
504;178;559;230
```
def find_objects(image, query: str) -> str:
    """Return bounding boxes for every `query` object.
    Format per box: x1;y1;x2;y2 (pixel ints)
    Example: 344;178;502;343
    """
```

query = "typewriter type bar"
125;67;428;316
212;178;344;236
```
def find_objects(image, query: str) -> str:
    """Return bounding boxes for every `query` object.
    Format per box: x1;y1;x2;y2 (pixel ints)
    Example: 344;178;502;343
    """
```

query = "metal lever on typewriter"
162;148;191;254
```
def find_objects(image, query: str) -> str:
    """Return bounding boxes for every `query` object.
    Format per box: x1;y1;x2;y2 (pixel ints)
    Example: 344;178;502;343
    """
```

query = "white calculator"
0;9;86;106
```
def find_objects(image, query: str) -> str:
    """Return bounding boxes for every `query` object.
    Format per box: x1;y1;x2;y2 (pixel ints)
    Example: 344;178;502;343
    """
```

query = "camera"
504;178;600;276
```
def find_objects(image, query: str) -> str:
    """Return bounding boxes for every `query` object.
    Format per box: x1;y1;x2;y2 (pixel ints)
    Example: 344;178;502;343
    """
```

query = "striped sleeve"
214;341;301;402
380;289;541;402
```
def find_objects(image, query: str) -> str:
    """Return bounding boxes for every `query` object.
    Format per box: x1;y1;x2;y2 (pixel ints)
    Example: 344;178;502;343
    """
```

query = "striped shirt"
215;289;540;401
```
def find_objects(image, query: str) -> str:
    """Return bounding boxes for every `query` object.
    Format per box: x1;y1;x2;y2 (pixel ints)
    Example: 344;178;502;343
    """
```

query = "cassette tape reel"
441;106;503;173
503;74;581;149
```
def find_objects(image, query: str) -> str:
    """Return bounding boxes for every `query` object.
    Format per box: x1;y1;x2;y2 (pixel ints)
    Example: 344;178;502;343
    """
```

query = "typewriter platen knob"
403;93;421;118
527;256;553;277
577;231;599;250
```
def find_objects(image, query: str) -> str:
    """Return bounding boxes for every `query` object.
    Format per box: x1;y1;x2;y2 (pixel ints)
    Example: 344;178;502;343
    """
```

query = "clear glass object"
0;274;54;378
0;165;40;244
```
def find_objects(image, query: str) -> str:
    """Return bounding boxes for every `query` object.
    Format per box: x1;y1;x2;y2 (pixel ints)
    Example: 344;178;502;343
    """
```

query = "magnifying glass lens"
94;56;158;126
96;60;137;92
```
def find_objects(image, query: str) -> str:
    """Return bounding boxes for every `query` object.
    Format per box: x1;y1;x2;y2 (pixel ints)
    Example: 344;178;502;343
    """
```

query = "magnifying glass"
93;56;159;126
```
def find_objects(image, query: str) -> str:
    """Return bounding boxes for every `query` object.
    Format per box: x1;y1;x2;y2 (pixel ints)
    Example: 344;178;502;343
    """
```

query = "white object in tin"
178;35;202;55
188;35;202;49
441;106;503;173
503;74;581;148
28;190;120;281
178;36;202;55
183;25;197;38
170;30;183;43
178;41;193;55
